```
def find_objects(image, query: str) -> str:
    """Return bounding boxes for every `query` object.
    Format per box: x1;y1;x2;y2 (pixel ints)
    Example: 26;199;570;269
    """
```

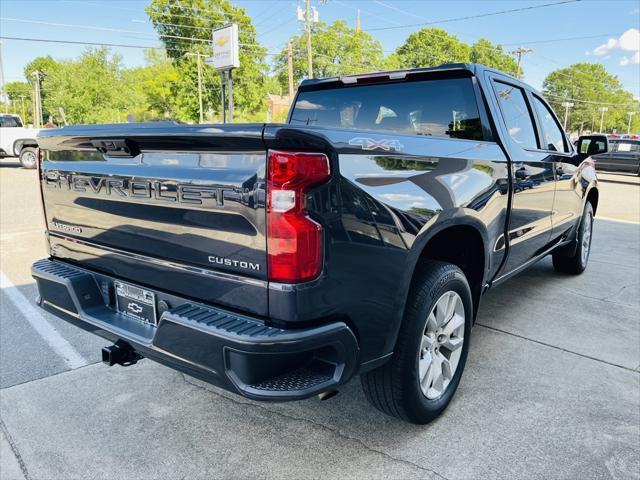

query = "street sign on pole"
210;24;239;123
211;24;239;71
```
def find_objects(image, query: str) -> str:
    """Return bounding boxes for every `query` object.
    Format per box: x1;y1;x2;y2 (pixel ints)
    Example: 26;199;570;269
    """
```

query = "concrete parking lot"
1;157;638;479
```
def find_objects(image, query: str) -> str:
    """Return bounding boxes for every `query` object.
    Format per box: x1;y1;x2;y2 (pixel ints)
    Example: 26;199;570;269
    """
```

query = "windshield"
290;77;486;141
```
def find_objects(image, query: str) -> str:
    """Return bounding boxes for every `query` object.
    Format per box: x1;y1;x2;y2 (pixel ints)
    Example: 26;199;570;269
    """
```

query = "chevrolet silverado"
32;63;605;424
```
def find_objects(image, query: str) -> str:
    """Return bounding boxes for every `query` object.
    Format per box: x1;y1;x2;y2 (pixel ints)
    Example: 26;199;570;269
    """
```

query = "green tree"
146;0;268;121
395;28;470;68
542;63;640;133
33;48;128;124
470;39;518;76
274;20;386;91
122;50;180;120
4;81;32;123
24;56;63;122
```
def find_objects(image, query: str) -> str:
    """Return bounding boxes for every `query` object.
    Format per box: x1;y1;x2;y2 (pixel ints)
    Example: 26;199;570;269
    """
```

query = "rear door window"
531;95;568;153
492;81;538;150
290;77;486;141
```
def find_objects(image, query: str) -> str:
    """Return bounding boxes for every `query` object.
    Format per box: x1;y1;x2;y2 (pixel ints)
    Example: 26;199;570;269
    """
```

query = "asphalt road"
1;157;638;479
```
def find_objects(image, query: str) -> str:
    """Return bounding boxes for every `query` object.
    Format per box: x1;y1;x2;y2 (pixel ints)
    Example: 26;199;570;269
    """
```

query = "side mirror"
576;135;608;157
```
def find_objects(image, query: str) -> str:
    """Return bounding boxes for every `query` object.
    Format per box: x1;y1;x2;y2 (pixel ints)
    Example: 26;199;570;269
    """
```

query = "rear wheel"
19;147;38;169
552;201;594;274
361;261;472;424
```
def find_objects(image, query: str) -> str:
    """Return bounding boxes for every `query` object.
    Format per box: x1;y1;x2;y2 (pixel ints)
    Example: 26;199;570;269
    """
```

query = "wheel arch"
13;138;39;157
586;186;599;215
381;215;490;358
412;221;488;321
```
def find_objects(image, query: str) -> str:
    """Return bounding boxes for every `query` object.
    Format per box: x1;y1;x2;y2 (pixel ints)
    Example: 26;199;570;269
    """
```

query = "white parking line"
597;216;640;225
0;271;87;370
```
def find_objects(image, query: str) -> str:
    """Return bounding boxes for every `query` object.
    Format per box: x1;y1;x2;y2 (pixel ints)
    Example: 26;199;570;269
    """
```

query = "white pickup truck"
0;114;40;168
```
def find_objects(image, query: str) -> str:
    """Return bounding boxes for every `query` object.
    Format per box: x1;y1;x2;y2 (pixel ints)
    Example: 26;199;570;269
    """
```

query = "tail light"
267;150;330;283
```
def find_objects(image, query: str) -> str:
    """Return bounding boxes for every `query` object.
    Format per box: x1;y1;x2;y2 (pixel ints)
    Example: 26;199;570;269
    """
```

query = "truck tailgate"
37;123;269;316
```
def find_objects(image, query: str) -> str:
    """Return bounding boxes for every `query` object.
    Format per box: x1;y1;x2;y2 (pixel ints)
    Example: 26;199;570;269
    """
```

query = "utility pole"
287;40;294;101
19;95;26;123
298;0;319;79
32;71;43;128
31;92;36;127
598;107;608;133
627;111;637;134
185;52;204;123
561;101;574;131
510;47;533;79
0;40;7;109
196;53;204;123
305;0;313;79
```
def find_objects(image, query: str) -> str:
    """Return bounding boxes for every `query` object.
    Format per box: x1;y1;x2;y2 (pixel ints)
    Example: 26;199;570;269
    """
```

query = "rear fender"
383;211;491;355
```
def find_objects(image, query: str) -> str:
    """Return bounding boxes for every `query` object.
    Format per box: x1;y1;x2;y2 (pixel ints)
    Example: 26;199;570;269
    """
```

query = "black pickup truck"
32;63;605;424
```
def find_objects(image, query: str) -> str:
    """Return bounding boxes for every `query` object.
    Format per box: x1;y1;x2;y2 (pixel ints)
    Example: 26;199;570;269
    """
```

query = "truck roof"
298;62;523;92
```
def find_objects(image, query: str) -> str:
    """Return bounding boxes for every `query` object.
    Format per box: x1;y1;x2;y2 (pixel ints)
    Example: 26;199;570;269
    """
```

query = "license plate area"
115;281;157;325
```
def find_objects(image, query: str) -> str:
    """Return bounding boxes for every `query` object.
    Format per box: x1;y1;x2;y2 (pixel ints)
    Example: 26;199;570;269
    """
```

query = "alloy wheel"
21;151;37;168
418;291;465;400
581;212;593;266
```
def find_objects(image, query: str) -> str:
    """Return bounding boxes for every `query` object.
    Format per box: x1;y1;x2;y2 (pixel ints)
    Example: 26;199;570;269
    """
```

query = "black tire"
361;260;473;424
19;147;38;169
552;201;594;275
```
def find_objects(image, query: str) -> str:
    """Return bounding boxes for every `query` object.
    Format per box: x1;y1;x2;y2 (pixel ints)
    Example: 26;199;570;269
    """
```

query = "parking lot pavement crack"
181;374;449;480
546;280;639;307
1;417;31;480
476;323;639;374
600;281;640;302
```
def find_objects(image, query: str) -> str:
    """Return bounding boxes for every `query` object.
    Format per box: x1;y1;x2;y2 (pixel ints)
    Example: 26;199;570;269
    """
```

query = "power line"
543;92;639;107
0;17;207;43
364;0;580;31
255;3;293;30
372;0;428;21
333;0;404;27
0;17;267;50
502;32;622;46
0;36;282;57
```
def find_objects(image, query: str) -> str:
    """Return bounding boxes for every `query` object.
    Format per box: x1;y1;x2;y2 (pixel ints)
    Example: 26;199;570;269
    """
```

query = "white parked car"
0;114;40;168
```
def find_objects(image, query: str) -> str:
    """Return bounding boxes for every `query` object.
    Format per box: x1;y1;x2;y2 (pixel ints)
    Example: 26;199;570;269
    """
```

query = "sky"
1;0;639;96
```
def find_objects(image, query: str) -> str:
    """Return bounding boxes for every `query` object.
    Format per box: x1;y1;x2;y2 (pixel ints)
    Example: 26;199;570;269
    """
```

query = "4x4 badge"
348;137;404;152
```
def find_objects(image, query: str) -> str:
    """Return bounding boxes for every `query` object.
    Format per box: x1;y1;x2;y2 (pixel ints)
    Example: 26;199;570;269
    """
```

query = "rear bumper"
32;258;359;401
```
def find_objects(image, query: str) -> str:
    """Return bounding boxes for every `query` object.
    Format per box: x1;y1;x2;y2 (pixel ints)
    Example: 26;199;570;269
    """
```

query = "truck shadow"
0;159;22;168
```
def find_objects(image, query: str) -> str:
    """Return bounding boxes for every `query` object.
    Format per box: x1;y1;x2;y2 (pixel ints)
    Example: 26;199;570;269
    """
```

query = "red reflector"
267;150;330;283
267;211;323;282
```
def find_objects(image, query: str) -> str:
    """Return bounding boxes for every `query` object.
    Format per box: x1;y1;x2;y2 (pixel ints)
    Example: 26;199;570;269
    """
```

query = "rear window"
0;115;23;128
290;77;486;141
